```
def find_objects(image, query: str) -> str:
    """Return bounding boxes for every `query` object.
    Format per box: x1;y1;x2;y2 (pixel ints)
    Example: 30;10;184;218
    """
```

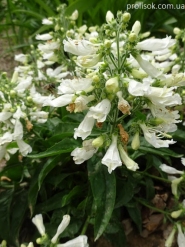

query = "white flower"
51;94;74;107
181;158;185;166
73;95;94;113
57;235;88;247
71;139;97;164
159;164;183;175
35;33;52;40
63;38;98;56
13;119;23;140
14;76;33;93
0;132;13;145
51;215;70;244
118;144;139;171
177;224;185;247
0;112;12;122
74;113;95;140
17;139;32;156
106;11;114;23
32;214;45;236
139;123;176;148
58;78;92;95
42;18;53;25
15;54;28;63
136;36;175;51
134;54;163;78
38;41;60;53
102;135;122;173
88;99;111;122
77;54;101;68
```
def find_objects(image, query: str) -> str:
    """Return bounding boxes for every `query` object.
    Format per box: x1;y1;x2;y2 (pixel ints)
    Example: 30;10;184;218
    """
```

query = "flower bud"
10;90;16;97
106;11;114;23
122;12;131;22
131;132;140;150
92;75;100;83
171;177;183;197
118;144;139;171
129;33;137;42
171;209;183;219
92;136;104;148
27;243;34;247
11;71;18;83
70;10;78;20
1;240;7;247
105;77;119;93
131;21;141;35
131;69;147;79
173;27;181;35
165;227;176;247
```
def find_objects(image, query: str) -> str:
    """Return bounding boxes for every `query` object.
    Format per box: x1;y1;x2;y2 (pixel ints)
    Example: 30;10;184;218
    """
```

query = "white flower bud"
131;21;141;35
173;27;181;35
106;11;114;23
92;136;104;148
105;77;119;93
165;227;176;247
131;132;140;150
122;12;131;22
171;177;183;197
70;10;78;20
171;209;183;219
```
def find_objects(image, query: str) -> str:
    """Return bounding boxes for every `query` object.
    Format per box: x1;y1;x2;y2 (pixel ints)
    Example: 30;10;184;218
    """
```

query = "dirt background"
0;38;179;247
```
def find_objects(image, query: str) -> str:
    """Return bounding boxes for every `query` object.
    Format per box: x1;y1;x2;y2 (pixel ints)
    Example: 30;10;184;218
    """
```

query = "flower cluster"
0;6;184;174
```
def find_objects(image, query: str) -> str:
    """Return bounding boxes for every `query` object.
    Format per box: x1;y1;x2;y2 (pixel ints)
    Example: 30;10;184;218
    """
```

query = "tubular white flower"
102;135;122;173
17;139;32;156
73;95;95;113
57;235;88;247
51;94;74;107
13;119;23;140
42;18;53;25
118;144;139;171
51;215;71;244
139;123;176;148
135;54;163;78
88;99;111;122
0;132;13;145
77;54;101;68
14;76;33;93
0;112;12;122
15;54;28;63
136;36;175;51
177;224;185;247
32;214;46;236
35;33;53;40
58;78;92;95
74;113;95;140
71;139;97;164
63;38;98;56
159;164;183;175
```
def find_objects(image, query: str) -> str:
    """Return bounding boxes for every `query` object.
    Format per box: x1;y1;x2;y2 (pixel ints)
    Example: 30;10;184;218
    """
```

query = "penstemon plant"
1;4;185;247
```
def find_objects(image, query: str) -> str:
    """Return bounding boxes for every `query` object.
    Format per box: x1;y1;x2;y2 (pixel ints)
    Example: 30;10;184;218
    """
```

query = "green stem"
81;216;90;235
138;171;171;183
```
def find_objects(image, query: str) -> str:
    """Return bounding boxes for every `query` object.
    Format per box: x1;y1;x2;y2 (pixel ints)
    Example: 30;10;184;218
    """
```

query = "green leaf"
139;146;183;158
127;205;142;232
87;157;116;241
28;138;78;158
38;155;61;190
10;190;27;246
61;185;84;207
115;178;135;208
0;189;14;240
